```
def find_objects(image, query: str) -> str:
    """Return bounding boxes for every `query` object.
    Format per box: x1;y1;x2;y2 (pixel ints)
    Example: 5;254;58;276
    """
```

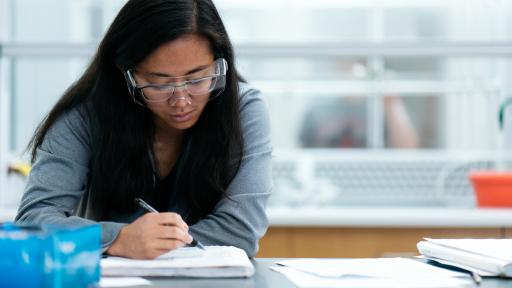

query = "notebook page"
101;246;254;277
158;246;205;259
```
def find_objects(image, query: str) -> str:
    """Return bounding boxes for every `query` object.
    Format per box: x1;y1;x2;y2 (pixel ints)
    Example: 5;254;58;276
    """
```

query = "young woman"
15;0;272;259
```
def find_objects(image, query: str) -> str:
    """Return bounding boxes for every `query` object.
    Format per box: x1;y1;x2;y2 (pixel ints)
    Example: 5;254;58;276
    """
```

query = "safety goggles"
125;58;227;106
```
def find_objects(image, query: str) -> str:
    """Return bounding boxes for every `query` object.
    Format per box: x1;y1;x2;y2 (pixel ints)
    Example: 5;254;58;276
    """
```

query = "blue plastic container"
0;223;101;288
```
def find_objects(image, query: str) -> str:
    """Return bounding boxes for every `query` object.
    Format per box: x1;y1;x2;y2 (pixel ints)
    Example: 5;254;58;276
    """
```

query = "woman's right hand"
106;212;193;259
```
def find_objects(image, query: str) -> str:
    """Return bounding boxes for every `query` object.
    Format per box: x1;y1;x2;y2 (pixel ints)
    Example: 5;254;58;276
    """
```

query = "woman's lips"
171;111;194;122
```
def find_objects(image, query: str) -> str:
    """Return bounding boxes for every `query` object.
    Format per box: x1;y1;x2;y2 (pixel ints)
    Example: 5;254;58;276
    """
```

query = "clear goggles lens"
125;58;227;105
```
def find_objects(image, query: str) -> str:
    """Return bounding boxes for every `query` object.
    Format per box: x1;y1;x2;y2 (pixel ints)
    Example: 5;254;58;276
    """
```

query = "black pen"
135;198;205;250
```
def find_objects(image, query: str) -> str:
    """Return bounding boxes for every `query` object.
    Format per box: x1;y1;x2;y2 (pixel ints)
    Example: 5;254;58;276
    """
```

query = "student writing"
15;0;272;260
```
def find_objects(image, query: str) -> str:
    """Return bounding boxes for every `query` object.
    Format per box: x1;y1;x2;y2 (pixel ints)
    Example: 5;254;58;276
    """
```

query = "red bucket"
469;171;512;207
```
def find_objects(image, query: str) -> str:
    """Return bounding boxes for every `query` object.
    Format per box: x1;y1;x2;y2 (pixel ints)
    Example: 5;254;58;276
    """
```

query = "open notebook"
417;238;512;277
101;246;254;278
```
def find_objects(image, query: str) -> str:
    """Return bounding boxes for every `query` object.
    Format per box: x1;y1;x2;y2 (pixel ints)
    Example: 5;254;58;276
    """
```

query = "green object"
498;97;512;131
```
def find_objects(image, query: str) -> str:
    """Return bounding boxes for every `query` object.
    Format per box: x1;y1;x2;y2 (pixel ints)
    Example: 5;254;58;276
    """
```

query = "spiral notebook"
101;246;254;278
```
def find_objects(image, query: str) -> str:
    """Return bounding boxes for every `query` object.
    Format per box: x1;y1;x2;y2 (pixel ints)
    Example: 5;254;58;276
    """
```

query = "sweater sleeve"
15;106;126;250
189;85;273;257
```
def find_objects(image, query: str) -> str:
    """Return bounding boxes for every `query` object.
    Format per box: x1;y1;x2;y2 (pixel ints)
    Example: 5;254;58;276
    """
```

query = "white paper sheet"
271;266;472;288
425;238;512;262
418;239;512;276
276;258;467;278
100;277;152;287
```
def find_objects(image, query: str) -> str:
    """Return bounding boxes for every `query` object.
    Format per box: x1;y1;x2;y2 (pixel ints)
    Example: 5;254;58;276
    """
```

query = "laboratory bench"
257;206;512;258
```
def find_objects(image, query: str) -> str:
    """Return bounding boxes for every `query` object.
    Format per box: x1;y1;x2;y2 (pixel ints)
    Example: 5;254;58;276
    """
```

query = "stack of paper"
101;246;254;278
100;277;151;287
417;238;512;277
272;258;472;287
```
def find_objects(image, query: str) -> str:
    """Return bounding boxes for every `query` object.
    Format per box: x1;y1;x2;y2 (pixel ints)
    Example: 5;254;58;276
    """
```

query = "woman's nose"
169;87;192;107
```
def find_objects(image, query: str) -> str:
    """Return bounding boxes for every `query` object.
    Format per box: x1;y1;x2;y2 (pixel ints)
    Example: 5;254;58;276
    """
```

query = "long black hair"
28;0;244;222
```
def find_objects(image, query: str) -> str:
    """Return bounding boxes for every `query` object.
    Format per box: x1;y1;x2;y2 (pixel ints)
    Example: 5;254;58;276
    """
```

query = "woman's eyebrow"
145;64;210;77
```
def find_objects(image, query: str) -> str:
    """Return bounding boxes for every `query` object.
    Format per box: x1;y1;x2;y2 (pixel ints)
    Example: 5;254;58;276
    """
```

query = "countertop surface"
267;206;512;227
3;207;512;227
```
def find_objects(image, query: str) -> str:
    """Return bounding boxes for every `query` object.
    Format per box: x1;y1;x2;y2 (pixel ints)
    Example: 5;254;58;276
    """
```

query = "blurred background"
1;0;512;257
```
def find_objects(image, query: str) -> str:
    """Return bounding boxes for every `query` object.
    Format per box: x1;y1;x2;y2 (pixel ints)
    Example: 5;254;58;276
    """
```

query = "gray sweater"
15;83;272;257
